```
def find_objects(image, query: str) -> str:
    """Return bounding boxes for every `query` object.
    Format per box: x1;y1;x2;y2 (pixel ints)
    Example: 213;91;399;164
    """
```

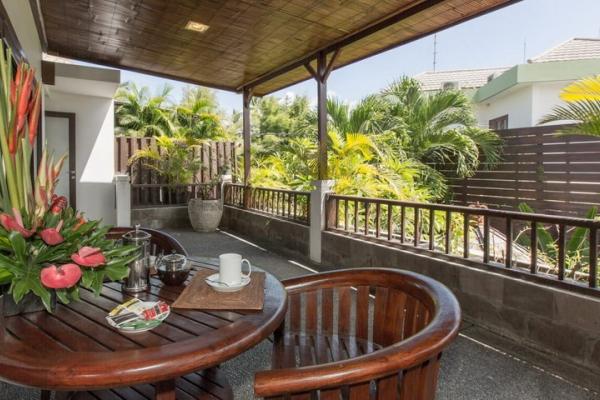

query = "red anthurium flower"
40;264;82;289
40;220;64;245
0;209;34;238
71;246;106;268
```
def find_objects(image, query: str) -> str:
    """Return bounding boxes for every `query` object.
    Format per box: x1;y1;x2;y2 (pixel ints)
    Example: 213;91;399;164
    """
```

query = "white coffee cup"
218;253;251;285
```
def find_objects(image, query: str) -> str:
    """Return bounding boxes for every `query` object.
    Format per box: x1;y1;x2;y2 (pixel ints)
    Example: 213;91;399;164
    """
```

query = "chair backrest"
106;227;188;257
254;268;461;400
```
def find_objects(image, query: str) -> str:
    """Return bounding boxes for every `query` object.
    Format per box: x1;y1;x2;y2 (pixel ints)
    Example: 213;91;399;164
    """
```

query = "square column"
310;179;335;263
114;174;131;227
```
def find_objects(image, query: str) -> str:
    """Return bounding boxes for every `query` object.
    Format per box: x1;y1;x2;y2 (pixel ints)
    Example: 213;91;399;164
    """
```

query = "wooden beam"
316;51;328;180
304;62;318;81
323;48;340;81
243;88;253;185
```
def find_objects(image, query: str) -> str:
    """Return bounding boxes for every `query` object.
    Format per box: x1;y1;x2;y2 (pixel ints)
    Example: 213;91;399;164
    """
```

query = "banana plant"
517;203;597;279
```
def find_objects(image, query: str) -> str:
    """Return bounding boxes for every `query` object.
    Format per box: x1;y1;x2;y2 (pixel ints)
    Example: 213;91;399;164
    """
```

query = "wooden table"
0;261;287;400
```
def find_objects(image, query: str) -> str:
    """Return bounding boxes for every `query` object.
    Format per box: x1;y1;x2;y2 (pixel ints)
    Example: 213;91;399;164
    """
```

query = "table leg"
156;379;176;400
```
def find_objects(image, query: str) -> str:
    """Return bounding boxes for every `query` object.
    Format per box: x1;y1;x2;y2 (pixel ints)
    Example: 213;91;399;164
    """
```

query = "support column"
316;51;328;180
309;179;334;263
114;174;131;227
242;88;253;186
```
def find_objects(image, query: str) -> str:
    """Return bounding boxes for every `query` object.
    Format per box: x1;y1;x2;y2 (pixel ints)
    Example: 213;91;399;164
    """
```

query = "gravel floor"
1;228;598;400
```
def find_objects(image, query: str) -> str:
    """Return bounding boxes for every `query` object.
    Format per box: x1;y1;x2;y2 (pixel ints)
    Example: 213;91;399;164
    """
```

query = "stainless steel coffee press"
122;225;152;293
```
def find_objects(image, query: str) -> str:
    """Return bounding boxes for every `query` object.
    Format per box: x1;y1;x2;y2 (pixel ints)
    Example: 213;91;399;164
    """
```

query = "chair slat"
321;288;334;334
355;285;370;341
373;287;389;345
338;287;353;336
290;293;302;332
377;373;399;400
305;290;318;334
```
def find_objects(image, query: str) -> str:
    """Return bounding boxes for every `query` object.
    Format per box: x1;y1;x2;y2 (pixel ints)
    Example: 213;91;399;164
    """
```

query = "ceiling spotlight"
185;21;209;33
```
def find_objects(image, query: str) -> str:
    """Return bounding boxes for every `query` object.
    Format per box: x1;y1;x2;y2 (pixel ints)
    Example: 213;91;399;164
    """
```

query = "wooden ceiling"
39;0;518;96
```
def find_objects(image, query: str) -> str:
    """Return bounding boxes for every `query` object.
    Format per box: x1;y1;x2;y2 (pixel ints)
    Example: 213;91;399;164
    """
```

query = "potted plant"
0;43;138;316
188;174;224;232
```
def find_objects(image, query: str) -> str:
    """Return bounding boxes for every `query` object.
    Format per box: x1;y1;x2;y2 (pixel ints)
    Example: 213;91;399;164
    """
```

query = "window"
489;115;508;130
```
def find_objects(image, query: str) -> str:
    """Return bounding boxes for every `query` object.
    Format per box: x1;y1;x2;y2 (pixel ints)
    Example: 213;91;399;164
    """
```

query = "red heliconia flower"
40;264;82;289
50;195;68;215
71;247;106;268
40;220;64;245
15;68;34;134
28;84;41;145
0;209;34;238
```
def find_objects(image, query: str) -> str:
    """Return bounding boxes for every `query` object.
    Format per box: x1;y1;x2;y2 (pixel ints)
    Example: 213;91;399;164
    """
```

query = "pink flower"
49;195;67;215
71;246;106;268
40;264;82;289
40;220;64;245
0;209;34;238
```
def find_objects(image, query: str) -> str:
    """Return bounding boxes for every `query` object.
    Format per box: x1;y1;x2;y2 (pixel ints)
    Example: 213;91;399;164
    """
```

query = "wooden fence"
115;136;237;185
447;125;600;217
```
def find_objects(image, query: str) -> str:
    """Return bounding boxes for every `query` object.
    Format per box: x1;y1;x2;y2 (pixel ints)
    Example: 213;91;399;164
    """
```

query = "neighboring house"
415;38;600;129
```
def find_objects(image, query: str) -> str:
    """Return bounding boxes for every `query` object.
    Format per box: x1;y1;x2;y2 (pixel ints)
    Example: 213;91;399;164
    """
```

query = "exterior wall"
132;206;191;229
531;81;571;126
321;231;600;378
1;0;42;74
45;91;117;224
220;206;309;260
475;85;534;129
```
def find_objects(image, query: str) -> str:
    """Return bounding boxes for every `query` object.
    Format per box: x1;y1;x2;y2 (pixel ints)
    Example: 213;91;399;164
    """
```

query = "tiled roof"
529;38;600;63
414;67;510;91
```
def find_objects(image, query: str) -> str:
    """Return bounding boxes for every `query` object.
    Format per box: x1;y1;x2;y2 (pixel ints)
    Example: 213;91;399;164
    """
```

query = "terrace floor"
2;228;599;400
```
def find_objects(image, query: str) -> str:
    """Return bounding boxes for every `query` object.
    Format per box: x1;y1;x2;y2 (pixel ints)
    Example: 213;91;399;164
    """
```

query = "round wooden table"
0;261;287;400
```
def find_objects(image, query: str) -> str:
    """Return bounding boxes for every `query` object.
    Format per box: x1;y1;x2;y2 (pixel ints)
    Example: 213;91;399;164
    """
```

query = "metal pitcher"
122;225;152;293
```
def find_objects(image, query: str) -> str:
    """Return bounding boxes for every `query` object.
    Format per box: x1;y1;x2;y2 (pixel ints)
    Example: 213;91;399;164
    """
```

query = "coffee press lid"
123;224;152;242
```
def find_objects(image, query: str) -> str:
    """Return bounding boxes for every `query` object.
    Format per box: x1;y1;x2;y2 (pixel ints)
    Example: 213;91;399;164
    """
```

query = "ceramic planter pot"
188;199;223;232
0;285;56;317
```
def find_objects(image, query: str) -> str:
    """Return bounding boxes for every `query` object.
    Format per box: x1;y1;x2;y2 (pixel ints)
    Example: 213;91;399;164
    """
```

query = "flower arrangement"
0;42;137;312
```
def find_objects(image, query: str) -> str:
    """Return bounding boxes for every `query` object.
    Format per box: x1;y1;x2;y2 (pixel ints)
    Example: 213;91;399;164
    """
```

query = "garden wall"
131;206;190;229
321;230;600;380
220;206;309;261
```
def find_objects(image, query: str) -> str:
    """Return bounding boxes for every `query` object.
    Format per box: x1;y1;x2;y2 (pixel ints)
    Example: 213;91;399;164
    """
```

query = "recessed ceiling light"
185;20;209;33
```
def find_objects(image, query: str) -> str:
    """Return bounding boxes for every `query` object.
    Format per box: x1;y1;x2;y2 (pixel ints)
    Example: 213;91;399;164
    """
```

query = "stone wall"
132;206;191;229
321;231;600;377
220;206;309;260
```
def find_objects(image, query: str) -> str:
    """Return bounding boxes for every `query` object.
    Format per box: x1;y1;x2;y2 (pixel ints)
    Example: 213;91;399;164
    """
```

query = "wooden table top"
0;261;287;392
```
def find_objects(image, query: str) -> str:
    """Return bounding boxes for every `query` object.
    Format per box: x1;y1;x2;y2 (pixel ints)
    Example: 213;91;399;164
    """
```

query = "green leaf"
56;289;70;305
566;207;597;256
90;269;106;296
11;279;29;303
104;263;129;282
8;231;27;265
81;269;94;288
0;268;12;284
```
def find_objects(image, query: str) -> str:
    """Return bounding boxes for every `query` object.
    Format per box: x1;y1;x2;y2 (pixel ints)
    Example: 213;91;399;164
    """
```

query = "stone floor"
2;228;599;400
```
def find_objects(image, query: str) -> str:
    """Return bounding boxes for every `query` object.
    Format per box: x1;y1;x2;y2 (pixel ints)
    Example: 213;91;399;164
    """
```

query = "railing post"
114;174;131;227
310;180;335;263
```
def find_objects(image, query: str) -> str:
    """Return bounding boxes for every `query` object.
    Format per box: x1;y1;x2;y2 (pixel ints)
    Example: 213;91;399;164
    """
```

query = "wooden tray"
171;269;265;311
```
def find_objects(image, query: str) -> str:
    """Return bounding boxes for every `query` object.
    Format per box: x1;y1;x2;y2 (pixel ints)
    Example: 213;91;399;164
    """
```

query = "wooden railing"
326;194;599;291
224;184;310;225
131;183;219;208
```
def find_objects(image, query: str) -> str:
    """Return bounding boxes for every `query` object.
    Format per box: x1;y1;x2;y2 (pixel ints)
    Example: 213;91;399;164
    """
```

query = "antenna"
433;34;438;72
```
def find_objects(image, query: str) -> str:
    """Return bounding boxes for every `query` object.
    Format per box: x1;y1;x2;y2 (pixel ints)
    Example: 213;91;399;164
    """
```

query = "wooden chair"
106;227;188;257
254;268;461;400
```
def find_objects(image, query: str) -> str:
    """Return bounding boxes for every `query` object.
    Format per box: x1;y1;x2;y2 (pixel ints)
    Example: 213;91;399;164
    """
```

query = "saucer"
205;273;251;293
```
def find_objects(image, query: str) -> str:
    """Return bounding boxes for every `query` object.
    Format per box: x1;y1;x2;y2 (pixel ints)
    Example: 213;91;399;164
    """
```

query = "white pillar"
309;179;334;263
114;174;131;227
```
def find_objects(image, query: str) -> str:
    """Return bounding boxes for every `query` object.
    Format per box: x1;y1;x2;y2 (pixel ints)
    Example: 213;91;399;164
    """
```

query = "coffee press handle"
241;259;252;278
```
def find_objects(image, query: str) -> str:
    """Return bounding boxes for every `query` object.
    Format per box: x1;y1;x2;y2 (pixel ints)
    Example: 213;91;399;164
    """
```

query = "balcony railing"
224;183;310;225
131;183;219;207
326;194;599;291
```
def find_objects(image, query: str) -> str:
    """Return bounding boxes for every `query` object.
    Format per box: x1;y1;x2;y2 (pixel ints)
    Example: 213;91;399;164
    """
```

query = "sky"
118;0;600;115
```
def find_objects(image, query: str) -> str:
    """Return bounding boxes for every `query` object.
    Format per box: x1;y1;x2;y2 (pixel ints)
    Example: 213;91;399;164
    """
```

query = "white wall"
1;0;42;75
475;85;534;129
531;81;572;126
45;91;117;225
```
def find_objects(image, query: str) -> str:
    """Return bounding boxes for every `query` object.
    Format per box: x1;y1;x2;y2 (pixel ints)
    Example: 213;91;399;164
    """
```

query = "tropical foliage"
0;43;137;312
540;75;600;136
250;77;501;201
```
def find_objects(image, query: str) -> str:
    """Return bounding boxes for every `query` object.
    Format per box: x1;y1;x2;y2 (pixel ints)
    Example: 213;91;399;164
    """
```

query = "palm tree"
379;77;502;179
172;86;231;140
539;75;600;136
115;82;174;137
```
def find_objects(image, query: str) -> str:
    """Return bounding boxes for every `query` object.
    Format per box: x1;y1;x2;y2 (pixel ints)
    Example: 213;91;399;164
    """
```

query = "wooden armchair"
254;268;461;400
106;227;188;257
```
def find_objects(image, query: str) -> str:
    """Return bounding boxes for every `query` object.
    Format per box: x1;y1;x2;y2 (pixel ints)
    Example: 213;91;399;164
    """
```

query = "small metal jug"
122;225;152;293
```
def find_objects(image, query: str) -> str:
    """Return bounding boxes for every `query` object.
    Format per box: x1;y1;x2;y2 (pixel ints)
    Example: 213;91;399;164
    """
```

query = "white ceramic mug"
218;253;251;285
